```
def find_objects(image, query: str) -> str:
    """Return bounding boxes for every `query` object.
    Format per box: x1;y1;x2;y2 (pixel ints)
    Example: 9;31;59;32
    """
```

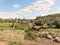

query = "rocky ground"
0;30;60;45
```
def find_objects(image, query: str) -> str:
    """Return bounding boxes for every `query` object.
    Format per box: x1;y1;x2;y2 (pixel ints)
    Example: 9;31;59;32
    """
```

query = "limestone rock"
46;34;53;39
44;32;53;39
53;37;60;43
49;32;56;38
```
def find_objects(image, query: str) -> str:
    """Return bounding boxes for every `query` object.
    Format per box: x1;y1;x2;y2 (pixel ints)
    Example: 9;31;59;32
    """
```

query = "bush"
34;20;43;26
54;21;60;28
24;28;36;40
25;31;36;40
25;28;34;32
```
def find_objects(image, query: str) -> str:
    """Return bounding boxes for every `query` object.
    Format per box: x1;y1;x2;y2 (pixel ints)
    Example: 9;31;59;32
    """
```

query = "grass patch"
0;22;29;30
0;22;14;30
45;29;60;32
15;23;29;30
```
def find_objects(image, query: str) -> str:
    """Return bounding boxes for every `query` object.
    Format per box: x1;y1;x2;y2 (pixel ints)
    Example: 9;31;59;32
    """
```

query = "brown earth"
0;30;60;45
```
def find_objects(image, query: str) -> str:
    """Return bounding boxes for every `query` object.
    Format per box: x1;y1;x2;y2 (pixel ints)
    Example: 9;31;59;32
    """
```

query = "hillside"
36;13;60;22
0;13;60;45
34;13;60;28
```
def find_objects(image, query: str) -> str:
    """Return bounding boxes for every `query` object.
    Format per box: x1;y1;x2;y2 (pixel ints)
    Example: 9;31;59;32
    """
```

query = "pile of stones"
44;32;60;43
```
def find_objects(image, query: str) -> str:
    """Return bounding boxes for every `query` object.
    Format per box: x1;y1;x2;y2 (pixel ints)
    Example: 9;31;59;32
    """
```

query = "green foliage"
0;22;14;30
25;28;34;32
24;28;36;40
34;20;43;26
15;23;29;30
38;32;45;38
35;13;60;28
25;31;36;40
0;13;60;30
54;21;60;28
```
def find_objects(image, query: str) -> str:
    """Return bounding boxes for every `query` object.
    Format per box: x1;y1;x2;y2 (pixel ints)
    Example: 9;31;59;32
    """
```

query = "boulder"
46;34;53;39
43;32;53;39
49;32;56;38
53;37;60;43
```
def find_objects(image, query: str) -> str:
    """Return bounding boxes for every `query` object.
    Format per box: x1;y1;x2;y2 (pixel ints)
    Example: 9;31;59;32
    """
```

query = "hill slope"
34;13;60;28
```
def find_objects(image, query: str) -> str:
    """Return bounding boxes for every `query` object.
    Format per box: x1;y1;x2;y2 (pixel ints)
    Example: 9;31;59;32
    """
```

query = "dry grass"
0;30;60;45
0;30;24;45
0;42;9;45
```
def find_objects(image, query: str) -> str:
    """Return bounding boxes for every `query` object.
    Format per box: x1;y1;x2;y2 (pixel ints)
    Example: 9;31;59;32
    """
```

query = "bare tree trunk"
12;18;17;28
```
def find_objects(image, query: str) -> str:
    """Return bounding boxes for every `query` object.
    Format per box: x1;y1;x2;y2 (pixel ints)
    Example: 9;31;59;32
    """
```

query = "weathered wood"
12;18;17;28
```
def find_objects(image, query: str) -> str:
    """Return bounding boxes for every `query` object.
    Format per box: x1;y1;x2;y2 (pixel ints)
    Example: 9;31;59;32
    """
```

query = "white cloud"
14;0;56;15
0;12;9;18
12;4;20;8
0;0;56;19
0;12;18;19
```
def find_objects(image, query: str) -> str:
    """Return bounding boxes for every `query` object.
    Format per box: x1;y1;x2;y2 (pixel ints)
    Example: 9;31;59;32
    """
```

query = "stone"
49;32;56;38
46;34;53;39
53;37;60;43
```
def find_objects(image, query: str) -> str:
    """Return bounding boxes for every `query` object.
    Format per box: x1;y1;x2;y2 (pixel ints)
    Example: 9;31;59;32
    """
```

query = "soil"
0;30;60;45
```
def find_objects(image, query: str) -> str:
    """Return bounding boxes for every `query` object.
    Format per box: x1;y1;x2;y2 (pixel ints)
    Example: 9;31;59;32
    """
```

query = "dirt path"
0;42;9;45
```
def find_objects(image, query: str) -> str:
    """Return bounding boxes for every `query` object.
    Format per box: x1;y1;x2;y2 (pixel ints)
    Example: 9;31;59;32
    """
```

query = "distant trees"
34;13;60;28
53;21;60;28
0;13;60;29
34;20;43;26
0;18;3;22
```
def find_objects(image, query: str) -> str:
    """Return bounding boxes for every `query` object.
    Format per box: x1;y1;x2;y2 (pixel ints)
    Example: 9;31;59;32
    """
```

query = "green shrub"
25;31;36;40
24;28;36;40
25;28;34;32
34;20;43;26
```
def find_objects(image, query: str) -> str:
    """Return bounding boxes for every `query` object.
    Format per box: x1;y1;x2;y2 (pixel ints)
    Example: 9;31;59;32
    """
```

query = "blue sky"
0;0;60;19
